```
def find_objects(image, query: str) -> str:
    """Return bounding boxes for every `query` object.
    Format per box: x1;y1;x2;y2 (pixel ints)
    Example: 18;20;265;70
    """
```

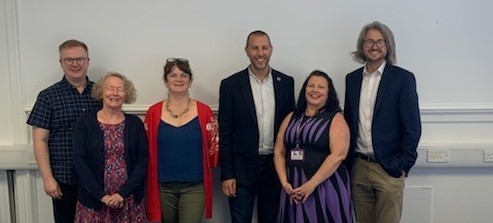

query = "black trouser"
229;155;281;223
52;182;78;223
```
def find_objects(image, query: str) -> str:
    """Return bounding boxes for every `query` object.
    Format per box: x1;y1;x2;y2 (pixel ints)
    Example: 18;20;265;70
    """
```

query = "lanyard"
295;115;311;148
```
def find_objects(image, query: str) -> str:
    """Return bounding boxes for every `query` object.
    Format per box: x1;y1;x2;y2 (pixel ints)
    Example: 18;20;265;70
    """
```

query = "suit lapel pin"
276;77;281;81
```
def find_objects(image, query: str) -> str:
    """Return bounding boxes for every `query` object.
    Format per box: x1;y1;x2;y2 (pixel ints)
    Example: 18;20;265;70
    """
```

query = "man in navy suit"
344;21;421;223
219;30;295;223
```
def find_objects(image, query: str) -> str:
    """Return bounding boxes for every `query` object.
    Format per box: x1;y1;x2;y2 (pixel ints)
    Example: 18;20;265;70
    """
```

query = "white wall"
16;0;493;106
2;0;493;222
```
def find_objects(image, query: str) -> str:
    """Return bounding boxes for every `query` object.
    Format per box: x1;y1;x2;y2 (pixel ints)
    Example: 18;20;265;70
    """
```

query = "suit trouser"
52;182;78;223
228;155;281;223
351;158;405;223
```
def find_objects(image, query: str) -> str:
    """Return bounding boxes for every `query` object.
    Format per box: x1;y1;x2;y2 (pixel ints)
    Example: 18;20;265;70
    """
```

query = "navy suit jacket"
344;63;421;177
219;68;295;185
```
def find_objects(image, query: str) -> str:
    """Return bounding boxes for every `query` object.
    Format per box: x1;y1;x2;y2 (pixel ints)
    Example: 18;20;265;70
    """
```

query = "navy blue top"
27;76;101;184
158;117;203;183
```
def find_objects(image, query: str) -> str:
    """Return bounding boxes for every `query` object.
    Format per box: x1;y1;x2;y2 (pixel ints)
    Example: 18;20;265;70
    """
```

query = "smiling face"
59;46;89;82
101;75;126;110
363;28;387;66
164;65;192;95
245;34;272;74
305;75;329;110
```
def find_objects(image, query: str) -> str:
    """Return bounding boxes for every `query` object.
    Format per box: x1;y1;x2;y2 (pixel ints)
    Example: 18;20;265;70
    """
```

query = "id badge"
290;147;305;161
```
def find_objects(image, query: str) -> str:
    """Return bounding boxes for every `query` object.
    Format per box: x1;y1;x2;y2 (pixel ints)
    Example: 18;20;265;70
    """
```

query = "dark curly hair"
293;70;341;118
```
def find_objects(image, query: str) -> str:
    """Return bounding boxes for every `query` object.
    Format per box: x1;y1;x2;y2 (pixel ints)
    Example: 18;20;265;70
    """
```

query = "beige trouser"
351;158;405;223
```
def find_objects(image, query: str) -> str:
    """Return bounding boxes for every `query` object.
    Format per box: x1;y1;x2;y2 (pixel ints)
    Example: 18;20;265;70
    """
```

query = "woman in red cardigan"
145;58;219;223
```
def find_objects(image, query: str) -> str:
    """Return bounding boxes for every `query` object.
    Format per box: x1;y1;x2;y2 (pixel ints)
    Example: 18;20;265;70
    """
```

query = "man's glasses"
61;57;88;65
166;58;188;63
363;39;386;48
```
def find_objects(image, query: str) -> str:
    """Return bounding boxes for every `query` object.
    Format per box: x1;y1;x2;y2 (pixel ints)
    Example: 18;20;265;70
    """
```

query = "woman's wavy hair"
92;71;137;104
293;70;341;118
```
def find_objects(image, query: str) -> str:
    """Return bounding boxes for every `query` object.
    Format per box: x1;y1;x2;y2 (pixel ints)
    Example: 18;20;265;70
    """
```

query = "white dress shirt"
356;62;386;156
248;67;275;155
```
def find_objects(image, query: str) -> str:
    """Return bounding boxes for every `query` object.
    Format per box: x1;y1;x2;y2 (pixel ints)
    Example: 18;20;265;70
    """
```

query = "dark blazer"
219;68;295;185
344;63;421;177
73;111;148;210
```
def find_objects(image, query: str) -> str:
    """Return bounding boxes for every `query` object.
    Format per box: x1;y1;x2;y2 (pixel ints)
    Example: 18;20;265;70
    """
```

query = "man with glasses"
343;21;422;223
219;30;295;223
27;39;101;223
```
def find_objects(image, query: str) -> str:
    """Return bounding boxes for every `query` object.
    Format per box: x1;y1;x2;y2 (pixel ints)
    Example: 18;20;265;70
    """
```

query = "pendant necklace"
166;98;190;118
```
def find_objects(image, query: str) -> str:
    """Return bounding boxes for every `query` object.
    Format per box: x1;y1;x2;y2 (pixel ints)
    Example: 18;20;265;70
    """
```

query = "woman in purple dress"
274;70;353;223
73;72;147;223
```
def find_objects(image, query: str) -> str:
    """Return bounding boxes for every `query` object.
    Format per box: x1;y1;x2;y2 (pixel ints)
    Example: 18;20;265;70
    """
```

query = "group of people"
27;20;421;223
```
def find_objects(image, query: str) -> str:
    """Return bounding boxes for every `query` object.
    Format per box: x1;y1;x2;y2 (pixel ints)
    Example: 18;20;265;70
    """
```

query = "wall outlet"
483;150;493;163
427;150;448;163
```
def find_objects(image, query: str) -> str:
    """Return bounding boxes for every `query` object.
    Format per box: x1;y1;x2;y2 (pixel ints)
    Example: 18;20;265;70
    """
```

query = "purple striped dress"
278;112;353;223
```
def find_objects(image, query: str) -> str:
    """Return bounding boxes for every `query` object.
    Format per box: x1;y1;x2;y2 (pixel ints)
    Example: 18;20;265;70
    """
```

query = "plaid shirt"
27;76;101;184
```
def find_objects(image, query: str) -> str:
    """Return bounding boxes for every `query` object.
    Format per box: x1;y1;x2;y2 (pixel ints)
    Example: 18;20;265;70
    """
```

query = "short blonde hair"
92;72;137;104
59;39;88;56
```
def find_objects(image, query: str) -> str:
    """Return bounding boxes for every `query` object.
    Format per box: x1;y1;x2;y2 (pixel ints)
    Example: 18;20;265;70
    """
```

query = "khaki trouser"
352;158;405;223
160;182;205;223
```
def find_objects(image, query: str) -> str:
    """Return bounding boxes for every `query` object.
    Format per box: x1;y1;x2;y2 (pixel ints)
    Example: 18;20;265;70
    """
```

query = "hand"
101;195;112;206
108;193;125;209
281;182;297;205
221;179;236;197
101;193;125;208
43;177;62;199
292;180;317;203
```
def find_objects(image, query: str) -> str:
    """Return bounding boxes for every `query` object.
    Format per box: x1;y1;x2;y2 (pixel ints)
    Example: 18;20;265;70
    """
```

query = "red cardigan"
144;101;219;222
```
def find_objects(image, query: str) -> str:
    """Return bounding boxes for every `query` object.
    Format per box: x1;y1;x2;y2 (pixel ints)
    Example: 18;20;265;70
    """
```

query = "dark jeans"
229;155;281;223
52;182;78;223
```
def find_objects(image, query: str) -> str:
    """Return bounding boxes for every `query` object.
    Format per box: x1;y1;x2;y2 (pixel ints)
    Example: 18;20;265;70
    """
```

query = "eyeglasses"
363;39;386;48
61;57;88;65
166;58;189;63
